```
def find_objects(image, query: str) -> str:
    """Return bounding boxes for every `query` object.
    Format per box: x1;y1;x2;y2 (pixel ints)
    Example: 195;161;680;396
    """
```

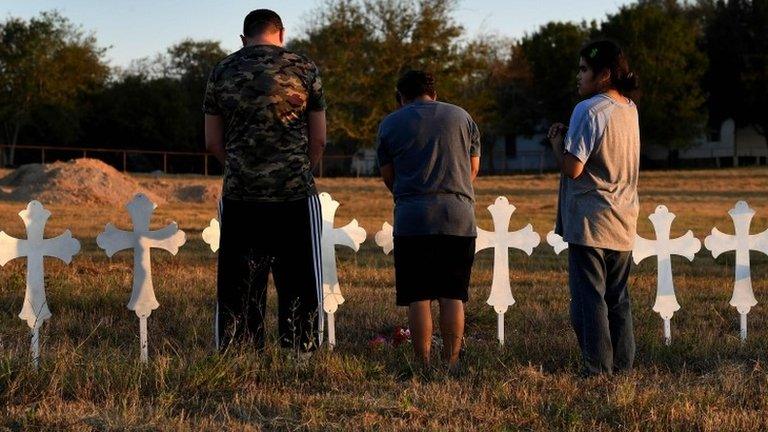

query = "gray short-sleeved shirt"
377;100;481;237
555;94;640;251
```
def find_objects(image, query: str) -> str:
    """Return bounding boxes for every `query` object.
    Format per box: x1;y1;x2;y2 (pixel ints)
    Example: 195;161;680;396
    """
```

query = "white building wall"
483;120;766;171
645;120;767;162
483;134;559;172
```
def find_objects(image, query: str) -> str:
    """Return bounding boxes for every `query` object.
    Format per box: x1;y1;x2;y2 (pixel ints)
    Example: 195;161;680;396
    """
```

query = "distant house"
642;119;767;167
350;148;377;176
481;119;767;173
480;134;558;174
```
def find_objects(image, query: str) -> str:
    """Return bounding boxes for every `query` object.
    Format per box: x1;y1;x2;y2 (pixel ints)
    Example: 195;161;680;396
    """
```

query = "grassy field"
1;168;767;431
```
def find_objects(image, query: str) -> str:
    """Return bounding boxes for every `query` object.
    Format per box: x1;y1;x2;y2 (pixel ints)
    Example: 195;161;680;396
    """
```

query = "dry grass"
1;168;767;431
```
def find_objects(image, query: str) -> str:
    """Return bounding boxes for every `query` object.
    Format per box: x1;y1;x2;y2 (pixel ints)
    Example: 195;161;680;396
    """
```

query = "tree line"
0;0;765;169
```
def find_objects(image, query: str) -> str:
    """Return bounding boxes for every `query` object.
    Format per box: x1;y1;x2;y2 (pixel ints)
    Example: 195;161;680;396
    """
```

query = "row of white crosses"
0;194;188;367
373;198;767;347
531;201;766;346
1;192;366;366
1;193;765;366
545;205;702;346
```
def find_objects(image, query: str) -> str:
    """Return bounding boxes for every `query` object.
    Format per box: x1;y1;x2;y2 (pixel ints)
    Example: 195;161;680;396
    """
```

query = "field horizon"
1;167;767;431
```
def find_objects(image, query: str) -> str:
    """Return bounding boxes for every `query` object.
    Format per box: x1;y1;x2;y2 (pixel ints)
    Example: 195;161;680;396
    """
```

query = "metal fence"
0;144;367;177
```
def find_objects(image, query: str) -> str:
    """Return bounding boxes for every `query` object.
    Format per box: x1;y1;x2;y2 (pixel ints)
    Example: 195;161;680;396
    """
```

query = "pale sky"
3;0;632;68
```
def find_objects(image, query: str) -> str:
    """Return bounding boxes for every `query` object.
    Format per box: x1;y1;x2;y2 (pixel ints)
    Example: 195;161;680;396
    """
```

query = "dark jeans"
216;195;322;352
568;243;635;375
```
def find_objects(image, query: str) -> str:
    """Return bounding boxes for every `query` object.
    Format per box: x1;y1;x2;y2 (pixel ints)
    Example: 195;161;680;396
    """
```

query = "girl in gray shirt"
548;40;640;376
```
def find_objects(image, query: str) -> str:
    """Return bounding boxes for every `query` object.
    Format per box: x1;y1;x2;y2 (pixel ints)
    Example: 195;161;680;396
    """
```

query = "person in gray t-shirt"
548;40;640;377
377;70;480;370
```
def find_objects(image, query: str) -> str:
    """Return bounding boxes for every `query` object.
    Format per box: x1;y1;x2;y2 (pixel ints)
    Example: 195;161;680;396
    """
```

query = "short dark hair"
396;70;436;101
243;9;284;37
579;39;639;95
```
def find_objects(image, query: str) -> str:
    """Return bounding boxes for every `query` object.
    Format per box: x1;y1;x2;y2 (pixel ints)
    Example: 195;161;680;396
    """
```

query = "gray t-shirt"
555;93;640;251
377;100;481;237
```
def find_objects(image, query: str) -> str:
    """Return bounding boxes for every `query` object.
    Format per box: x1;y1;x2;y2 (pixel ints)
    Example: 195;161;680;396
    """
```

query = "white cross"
0;201;80;367
476;196;540;345
96;193;186;362
374;222;394;255
546;230;568;255
319;192;366;348
633;205;701;345
202;218;220;252
202;199;222;253
704;201;768;342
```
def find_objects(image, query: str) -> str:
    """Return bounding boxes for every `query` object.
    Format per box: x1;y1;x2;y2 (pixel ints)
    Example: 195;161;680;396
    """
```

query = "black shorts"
393;235;476;306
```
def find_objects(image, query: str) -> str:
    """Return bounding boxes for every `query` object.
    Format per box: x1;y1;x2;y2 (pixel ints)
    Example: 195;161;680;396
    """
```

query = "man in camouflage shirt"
204;9;326;351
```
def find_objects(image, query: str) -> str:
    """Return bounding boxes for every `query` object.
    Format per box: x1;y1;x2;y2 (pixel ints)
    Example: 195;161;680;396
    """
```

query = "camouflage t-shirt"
203;44;326;202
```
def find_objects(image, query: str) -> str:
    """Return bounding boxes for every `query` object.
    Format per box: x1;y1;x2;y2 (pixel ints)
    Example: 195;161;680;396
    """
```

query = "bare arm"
470;156;480;182
308;110;327;170
547;123;585;179
561;154;585;179
205;114;226;165
380;163;394;193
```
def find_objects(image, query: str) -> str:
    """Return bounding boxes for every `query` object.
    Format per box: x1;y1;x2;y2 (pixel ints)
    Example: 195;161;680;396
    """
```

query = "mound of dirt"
0;159;165;206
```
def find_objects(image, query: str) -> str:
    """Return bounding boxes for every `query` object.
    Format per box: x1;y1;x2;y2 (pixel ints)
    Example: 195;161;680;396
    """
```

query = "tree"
701;0;747;132
84;39;228;154
163;39;228;152
476;22;591;173
518;22;592;128
704;0;768;149
0;11;108;164
742;0;768;147
164;39;228;84
290;0;476;151
597;0;708;150
82;75;192;152
446;36;511;134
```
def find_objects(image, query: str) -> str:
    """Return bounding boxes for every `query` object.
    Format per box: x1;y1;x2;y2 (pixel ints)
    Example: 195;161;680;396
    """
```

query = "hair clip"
590;48;598;58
